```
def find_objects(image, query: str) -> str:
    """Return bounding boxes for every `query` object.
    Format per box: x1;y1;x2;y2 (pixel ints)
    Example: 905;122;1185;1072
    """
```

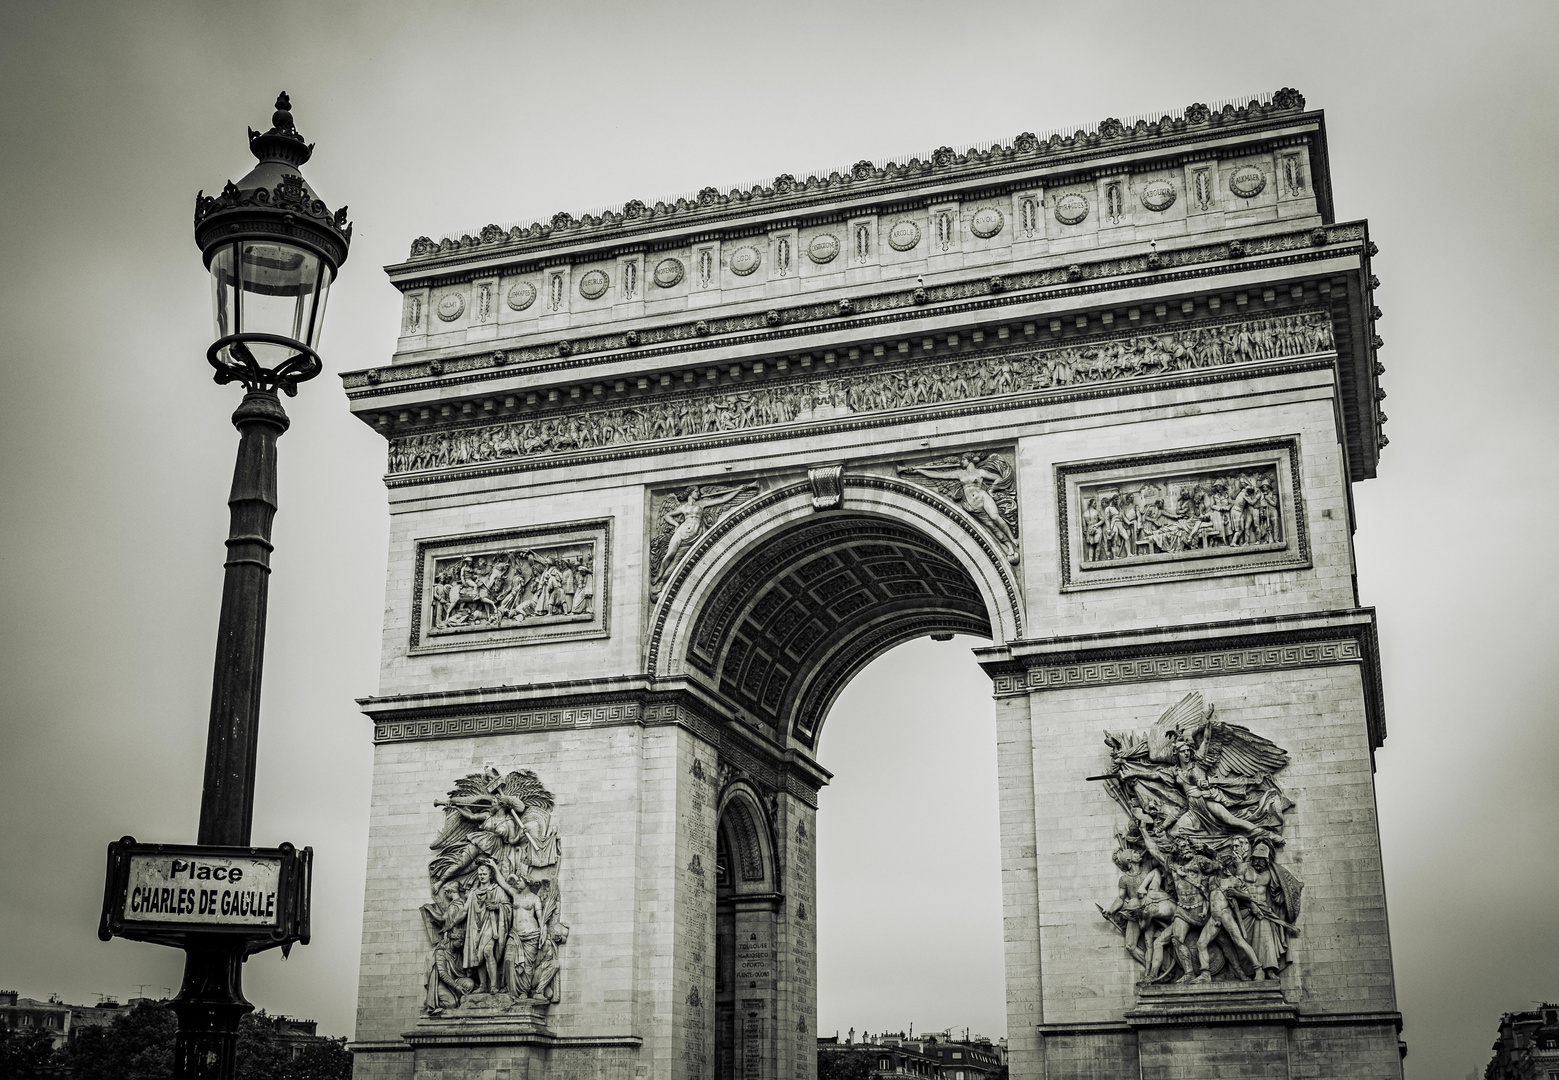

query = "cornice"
975;607;1385;750
346;222;1365;399
386;90;1316;279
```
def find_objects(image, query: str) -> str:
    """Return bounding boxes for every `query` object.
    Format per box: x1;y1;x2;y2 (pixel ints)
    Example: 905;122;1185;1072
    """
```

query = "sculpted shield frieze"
421;767;568;1014
1092;693;1303;985
385;312;1334;474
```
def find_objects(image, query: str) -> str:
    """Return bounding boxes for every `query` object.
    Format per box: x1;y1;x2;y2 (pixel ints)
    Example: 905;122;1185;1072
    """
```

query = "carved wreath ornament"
1093;693;1303;985
421;768;568;1015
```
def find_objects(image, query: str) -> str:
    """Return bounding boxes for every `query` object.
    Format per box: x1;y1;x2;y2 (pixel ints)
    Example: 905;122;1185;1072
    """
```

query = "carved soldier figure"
498;873;548;997
462;862;511;994
1193;837;1266;982
1100;842;1151;965
1232;841;1301;979
1082;498;1104;561
420;884;475;1012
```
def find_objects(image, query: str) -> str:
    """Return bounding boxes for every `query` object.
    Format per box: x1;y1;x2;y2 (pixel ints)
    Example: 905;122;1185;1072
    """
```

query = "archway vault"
651;479;1019;750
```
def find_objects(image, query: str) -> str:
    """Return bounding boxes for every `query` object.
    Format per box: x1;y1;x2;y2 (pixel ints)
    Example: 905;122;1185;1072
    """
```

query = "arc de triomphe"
345;90;1402;1080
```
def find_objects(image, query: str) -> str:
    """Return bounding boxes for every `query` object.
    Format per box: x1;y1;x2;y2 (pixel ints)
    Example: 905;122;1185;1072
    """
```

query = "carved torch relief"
1090;692;1303;986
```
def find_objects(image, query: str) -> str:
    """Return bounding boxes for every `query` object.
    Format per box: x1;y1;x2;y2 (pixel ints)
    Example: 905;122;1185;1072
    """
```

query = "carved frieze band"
989;638;1363;697
375;702;643;743
385;311;1334;476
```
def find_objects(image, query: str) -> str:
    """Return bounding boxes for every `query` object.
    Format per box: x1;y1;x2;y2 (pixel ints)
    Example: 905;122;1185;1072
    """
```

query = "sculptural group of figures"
1082;466;1281;563
386;313;1334;473
1092;693;1303;984
421;769;568;1013
430;547;593;631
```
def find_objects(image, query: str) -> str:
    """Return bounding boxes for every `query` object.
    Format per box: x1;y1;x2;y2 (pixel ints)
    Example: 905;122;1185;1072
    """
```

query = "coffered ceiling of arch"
688;516;991;746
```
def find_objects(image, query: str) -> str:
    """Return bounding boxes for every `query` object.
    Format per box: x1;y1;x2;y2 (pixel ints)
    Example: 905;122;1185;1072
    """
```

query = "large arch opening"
688;504;1011;1080
683;510;996;750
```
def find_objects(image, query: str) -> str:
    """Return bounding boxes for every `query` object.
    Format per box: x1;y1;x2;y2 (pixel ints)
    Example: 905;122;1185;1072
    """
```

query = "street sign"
99;838;311;953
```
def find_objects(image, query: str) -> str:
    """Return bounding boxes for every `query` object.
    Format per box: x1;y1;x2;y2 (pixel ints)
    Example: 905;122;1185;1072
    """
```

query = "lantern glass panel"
210;240;332;368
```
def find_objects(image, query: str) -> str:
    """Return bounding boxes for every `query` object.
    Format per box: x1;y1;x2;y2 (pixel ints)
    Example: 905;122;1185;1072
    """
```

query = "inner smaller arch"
687;513;993;747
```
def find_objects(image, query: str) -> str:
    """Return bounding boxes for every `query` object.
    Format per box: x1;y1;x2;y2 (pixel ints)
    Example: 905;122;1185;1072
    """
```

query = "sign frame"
98;837;311;954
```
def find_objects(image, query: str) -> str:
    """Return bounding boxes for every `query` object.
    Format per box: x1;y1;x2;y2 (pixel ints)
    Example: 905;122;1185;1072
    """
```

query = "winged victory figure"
1089;693;1303;984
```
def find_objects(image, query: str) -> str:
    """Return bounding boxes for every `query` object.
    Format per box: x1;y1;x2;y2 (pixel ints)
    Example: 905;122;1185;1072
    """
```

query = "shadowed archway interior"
686;513;993;749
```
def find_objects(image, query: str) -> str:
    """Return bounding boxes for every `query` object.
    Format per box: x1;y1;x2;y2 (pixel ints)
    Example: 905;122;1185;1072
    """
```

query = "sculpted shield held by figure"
1092;693;1303;985
419;768;568;1014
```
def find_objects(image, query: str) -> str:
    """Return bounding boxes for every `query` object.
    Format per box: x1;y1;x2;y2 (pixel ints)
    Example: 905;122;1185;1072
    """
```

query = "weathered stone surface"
347;93;1399;1080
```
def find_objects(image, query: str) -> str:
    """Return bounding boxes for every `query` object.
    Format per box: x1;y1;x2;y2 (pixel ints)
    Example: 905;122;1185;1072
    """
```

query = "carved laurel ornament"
1140;180;1177;213
729;246;762;277
578;270;611;300
1055;193;1090;226
970;207;1005;239
506;282;538;311
887;221;922;252
807;233;841;264
1094;692;1303;985
653;258;685;288
436;293;466;322
1228;165;1267;200
421;767;568;1013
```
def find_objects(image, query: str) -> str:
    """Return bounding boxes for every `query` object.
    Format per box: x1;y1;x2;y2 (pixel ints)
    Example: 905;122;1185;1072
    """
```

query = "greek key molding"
990;638;1363;698
374;701;642;744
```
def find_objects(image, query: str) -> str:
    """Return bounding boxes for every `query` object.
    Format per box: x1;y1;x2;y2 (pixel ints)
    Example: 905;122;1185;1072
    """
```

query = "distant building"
0;991;72;1049
922;1035;1004;1080
250;1011;336;1059
818;1034;943;1080
0;990;143;1050
1485;1003;1559;1080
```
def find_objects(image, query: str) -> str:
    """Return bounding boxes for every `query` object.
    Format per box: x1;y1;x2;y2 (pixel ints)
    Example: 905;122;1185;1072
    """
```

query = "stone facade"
345;91;1399;1080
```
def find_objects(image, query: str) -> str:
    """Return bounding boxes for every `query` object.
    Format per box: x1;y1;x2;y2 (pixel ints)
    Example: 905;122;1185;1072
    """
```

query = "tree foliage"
0;1024;64;1080
817;1051;874;1080
67;1001;176;1080
42;1001;352;1080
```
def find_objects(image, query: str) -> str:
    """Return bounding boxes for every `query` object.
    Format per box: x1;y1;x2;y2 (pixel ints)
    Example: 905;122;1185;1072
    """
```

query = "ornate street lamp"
100;93;349;1080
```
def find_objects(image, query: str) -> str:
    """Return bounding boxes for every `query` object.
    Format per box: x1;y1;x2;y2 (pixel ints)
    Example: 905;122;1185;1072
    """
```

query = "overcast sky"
1;2;1556;1076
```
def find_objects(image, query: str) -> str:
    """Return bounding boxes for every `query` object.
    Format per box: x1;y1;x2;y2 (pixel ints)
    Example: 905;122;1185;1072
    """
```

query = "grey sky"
1;2;1556;1076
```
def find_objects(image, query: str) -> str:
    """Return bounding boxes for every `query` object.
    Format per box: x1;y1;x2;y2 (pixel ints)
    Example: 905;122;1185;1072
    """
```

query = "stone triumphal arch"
346;90;1403;1080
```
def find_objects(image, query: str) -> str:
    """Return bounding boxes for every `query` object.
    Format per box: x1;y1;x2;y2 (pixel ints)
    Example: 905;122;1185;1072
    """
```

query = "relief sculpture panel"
1091;693;1303;985
421;767;567;1015
411;520;610;651
896;451;1020;564
647;482;761;600
386;312;1334;475
1056;439;1308;590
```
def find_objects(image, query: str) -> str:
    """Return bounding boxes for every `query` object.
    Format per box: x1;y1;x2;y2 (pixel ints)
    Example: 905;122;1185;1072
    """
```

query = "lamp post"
170;92;351;1080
